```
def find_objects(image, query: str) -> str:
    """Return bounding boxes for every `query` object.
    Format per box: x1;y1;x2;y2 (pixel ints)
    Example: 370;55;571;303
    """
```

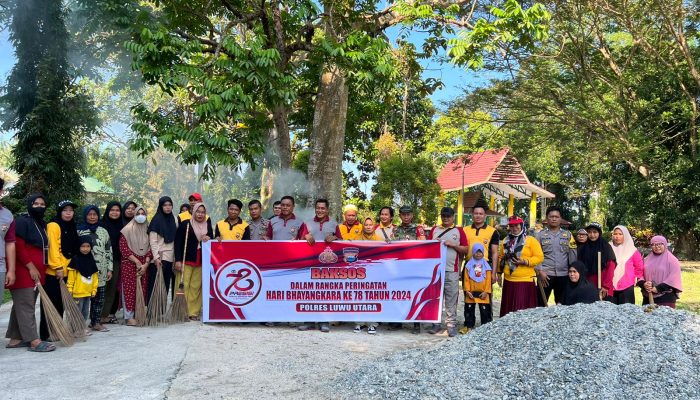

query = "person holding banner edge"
427;207;468;337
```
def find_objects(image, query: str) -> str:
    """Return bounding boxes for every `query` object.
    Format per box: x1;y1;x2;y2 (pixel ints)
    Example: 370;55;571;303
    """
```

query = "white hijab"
610;225;637;287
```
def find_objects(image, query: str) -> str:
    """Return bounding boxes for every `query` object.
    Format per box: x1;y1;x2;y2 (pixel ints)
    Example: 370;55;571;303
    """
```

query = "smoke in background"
270;168;316;223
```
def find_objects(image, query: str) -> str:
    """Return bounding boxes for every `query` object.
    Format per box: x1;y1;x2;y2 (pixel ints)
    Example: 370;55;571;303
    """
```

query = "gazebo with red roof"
436;148;554;227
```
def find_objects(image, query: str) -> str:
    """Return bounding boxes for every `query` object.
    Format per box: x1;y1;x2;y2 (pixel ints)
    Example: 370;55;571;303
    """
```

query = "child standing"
67;236;99;333
463;243;493;333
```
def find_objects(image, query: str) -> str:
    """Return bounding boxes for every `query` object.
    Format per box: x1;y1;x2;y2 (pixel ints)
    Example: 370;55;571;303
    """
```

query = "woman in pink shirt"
609;225;644;304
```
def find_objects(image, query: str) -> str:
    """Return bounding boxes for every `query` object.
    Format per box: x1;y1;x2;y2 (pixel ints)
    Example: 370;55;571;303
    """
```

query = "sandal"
28;341;55;352
188;315;200;321
92;324;110;332
104;316;118;324
6;341;30;349
126;319;138;327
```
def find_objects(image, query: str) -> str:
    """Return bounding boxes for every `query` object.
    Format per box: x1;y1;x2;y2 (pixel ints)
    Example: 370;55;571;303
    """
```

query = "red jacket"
6;236;47;289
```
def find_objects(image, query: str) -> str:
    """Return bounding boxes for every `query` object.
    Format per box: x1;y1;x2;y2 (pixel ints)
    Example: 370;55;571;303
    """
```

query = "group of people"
0;177;685;352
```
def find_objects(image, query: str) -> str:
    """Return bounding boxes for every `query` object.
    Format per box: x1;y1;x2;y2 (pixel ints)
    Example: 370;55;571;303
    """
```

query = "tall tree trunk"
306;64;348;217
260;105;292;209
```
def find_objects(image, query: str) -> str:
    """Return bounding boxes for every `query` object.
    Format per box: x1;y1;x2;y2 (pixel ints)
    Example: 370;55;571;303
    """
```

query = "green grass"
3;288;10;304
489;263;699;314
677;267;700;314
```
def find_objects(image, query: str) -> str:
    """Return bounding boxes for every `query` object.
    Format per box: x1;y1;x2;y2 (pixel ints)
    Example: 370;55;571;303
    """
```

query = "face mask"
29;206;46;219
134;215;147;224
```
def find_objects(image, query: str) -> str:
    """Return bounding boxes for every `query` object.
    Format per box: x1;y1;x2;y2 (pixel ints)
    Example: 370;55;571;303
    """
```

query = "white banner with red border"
202;240;446;323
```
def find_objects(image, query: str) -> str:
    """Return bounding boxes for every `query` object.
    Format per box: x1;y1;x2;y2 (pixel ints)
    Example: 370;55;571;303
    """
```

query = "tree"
1;0;98;206
371;152;441;225
81;0;550;218
457;0;700;257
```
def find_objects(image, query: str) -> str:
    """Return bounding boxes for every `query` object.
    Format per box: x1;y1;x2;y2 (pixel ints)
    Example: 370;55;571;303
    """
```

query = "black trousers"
39;275;64;341
611;286;635;305
147;261;175;304
537;275;568;306
465;302;492;328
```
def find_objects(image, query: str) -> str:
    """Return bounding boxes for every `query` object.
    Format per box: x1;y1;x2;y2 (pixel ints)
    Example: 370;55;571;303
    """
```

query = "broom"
36;281;74;347
146;264;168;326
168;225;189;323
135;267;147;326
59;279;88;338
597;251;603;300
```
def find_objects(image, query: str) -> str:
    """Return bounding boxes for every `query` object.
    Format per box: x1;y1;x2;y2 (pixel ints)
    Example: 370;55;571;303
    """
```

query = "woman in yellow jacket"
67;235;99;332
499;216;544;317
40;200;80;341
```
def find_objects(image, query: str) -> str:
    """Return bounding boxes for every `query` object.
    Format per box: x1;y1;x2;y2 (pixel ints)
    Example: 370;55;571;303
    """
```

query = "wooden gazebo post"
457;189;464;226
507;194;515;217
529;192;537;229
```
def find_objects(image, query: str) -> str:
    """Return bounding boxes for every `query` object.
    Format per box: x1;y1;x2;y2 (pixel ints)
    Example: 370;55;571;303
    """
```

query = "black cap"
399;205;413;214
440;207;455;217
584;222;603;232
57;200;78;210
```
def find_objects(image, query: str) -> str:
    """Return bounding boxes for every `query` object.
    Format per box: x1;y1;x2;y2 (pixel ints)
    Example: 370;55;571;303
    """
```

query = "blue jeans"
75;297;90;321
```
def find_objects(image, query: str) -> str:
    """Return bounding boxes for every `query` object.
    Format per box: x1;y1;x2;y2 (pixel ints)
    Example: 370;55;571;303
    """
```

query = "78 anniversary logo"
214;259;263;307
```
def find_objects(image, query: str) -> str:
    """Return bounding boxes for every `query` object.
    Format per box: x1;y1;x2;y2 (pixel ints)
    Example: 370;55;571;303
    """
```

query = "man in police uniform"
247;200;269;240
392;205;425;333
535;205;576;305
461;200;499;334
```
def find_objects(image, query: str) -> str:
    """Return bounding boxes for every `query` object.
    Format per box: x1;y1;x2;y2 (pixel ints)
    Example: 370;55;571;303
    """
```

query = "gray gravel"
332;302;700;400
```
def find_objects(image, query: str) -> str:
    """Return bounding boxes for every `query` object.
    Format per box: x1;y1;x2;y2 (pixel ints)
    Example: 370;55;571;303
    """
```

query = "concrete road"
0;300;450;400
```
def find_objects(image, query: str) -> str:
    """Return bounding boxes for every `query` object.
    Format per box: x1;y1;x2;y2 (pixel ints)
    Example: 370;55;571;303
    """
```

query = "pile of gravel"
332;302;700;399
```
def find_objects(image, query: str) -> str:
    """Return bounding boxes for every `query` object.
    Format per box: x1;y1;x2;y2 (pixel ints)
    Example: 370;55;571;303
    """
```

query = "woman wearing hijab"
609;225;644;304
174;203;213;321
148;196;177;302
561;261;599;306
498;215;544;317
5;194;55;352
575;229;588;248
577;222;615;301
100;201;123;324
639;236;683;308
121;200;137;225
40;200;79;341
77;205;113;332
119;206;152;326
179;204;190;215
359;217;382;241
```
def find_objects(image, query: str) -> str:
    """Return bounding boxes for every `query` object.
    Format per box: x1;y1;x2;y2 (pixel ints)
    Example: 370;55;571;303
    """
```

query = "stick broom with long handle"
168;223;190;323
597;251;602;300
